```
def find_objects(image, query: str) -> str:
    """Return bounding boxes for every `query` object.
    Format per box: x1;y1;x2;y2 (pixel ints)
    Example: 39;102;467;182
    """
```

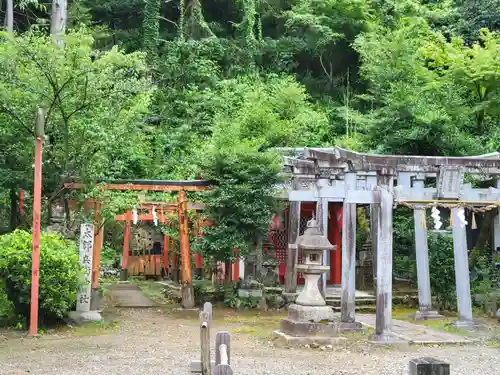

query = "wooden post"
341;172;357;323
409;358;450;375
332;205;342;285
215;331;230;365
200;304;212;375
233;249;239;281
370;168;396;342
285;195;300;294
493;180;500;252
214;331;232;375
163;234;169;276
121;210;131;281
178;190;195;308
92;203;103;290
29;107;45;337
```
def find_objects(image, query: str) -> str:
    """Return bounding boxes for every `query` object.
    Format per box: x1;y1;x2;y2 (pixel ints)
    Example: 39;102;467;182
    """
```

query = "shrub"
0;230;83;326
428;233;457;310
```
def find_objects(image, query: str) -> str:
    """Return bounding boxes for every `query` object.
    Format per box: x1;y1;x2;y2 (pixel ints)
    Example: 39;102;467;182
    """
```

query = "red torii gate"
64;179;212;308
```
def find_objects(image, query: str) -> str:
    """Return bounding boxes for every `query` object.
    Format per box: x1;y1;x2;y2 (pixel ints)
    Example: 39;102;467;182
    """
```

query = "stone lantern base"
272;304;346;348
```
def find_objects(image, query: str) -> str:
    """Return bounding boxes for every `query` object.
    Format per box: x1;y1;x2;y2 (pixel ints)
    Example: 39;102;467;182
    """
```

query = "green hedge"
0;230;83;326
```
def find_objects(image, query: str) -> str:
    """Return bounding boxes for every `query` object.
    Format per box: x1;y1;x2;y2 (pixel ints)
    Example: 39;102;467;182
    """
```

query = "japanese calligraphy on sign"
77;223;94;312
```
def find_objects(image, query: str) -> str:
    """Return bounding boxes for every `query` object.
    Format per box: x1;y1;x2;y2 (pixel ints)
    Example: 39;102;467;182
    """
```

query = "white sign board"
77;223;94;312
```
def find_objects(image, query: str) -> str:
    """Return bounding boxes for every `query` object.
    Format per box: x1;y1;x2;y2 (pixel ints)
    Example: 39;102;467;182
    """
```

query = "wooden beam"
64;182;211;192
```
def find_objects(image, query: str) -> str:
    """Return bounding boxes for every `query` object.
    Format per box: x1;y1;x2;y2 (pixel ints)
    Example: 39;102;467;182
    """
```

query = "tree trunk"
255;236;263;281
9;188;18;231
6;0;13;33
50;0;67;45
470;210;496;267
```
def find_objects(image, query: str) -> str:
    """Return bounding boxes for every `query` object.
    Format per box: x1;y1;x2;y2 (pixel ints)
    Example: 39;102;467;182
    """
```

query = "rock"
319;346;326;351
67;310;103;325
304;344;310;348
310;342;319;349
325;345;333;350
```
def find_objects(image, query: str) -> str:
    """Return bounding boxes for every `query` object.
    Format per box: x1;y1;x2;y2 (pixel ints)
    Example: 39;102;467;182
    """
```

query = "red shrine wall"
267;202;343;286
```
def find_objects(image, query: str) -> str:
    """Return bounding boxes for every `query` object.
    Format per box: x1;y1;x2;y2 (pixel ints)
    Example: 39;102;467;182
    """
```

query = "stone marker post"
77;223;94;312
409;358;450;375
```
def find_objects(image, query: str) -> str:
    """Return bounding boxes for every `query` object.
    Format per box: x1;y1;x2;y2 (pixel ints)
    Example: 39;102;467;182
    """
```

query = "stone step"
332;305;377;313
326;297;376;307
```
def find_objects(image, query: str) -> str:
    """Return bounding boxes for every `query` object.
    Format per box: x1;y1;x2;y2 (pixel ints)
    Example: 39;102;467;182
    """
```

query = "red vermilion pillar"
92;203;103;290
29;108;45;337
121;211;132;280
233;248;240;281
163;234;169;274
178;190;194;308
333;205;343;286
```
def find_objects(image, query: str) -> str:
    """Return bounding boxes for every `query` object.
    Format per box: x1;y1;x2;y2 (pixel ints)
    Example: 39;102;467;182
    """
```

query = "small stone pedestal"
411;310;444;321
273;219;345;347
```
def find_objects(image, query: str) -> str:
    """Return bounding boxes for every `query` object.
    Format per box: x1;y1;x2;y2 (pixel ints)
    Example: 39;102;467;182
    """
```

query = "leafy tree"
194;75;328;275
0;29;154;211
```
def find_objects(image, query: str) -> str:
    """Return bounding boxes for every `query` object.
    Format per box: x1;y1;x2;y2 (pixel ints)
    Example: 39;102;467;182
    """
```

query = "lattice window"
297;214;313;282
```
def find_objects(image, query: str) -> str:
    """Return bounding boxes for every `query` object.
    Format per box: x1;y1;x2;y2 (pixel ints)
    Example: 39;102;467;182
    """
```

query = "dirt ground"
0;305;499;375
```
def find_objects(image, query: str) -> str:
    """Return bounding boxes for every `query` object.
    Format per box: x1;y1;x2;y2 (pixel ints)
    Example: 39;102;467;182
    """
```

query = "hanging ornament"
448;210;453;229
132;206;138;225
471;212;477;230
152;206;158;226
457;207;468;228
431;206;442;230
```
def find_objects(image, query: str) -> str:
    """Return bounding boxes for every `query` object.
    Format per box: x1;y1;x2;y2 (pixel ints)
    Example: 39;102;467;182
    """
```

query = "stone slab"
68;310;103;325
108;283;156;308
273;330;346;348
287;304;334;323
412;310;445;321
357;314;473;345
280;319;339;337
337;321;364;332
368;332;410;347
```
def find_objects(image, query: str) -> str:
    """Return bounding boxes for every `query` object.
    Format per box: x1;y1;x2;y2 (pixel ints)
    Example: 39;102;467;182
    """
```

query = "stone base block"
452;319;480;330
337;321;364;332
282;292;298;304
411;310;445;321
273;330;346;348
288;304;334;323
280;318;339;337
68;310;103;325
368;332;409;346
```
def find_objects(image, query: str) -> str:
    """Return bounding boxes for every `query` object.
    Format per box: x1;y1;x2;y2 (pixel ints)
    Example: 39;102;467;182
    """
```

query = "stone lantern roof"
296;219;335;251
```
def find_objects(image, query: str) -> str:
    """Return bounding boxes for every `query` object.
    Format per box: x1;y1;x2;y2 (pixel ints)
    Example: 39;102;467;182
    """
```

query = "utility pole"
29;108;45;337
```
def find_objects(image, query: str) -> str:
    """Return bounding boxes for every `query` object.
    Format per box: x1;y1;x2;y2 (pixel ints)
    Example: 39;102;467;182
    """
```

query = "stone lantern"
274;219;344;347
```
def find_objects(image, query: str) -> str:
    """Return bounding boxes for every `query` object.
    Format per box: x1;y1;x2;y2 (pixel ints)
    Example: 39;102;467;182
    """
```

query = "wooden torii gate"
283;147;500;342
64;179;212;309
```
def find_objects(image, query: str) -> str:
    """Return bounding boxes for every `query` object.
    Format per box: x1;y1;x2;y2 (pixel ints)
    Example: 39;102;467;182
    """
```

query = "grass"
228;312;285;340
69;320;119;336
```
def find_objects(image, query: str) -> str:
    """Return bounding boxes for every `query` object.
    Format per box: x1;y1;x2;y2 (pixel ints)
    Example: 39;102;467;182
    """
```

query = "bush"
428;233;457;311
0;280;15;326
0;230;83;326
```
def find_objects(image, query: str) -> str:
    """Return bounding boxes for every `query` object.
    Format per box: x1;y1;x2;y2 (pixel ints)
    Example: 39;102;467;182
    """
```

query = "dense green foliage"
0;230;82;325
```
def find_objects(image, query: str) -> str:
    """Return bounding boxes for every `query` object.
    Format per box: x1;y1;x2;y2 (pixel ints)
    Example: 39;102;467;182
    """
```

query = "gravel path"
0;308;499;375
